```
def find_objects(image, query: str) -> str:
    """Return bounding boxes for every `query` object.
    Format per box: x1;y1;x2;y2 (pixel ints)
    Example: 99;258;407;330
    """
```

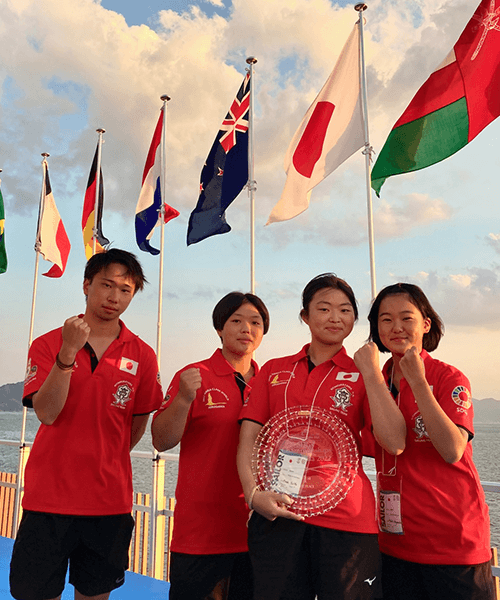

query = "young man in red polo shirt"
10;248;163;600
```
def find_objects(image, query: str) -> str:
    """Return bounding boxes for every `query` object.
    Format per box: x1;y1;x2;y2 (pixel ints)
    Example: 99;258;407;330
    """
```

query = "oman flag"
267;23;364;224
372;0;500;196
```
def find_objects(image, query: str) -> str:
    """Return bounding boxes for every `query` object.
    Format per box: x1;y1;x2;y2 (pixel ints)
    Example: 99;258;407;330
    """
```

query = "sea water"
0;411;498;548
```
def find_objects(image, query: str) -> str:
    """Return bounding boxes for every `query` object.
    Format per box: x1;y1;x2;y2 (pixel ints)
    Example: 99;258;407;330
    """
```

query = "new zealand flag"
187;72;250;245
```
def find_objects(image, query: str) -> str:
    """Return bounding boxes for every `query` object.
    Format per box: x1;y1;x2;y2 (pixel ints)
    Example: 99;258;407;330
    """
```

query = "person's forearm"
32;360;74;425
237;420;261;501
151;393;191;451
363;372;406;455
410;380;467;463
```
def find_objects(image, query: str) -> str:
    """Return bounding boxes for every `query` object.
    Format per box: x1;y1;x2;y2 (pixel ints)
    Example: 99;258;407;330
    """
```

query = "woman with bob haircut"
152;292;270;600
237;274;382;600
353;283;494;600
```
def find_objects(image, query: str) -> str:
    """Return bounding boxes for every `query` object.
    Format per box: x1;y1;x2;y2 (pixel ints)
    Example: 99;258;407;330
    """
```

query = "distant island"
1;381;499;422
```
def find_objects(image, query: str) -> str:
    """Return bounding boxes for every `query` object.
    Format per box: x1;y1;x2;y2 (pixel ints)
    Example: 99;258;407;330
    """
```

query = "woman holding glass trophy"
237;274;389;600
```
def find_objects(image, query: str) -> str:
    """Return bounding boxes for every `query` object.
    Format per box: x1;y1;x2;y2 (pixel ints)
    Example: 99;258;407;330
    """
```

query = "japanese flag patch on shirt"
119;357;138;376
336;372;360;382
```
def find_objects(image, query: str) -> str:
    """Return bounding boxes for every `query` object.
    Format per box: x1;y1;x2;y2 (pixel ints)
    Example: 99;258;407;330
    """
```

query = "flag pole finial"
246;56;257;65
160;95;171;102
354;3;367;11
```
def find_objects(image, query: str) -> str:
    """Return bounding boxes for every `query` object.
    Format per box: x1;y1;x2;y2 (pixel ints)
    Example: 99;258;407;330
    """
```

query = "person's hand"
59;316;91;363
353;342;382;381
251;490;304;522
400;346;425;386
178;368;202;404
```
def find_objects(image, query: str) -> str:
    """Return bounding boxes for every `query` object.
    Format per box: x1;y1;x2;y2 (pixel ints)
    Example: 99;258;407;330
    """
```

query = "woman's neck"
221;348;254;381
390;355;404;388
308;340;342;367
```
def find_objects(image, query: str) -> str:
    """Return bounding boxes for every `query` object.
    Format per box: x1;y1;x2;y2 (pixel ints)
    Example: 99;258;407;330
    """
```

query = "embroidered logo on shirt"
412;413;429;439
451;385;471;409
203;388;229;409
269;371;294;386
330;385;353;412
24;359;38;385
336;371;360;382
119;357;138;376
159;393;171;409
111;381;134;409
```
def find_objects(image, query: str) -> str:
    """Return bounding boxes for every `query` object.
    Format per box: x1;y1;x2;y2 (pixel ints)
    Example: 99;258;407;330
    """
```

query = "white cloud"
0;0;483;240
385;267;500;329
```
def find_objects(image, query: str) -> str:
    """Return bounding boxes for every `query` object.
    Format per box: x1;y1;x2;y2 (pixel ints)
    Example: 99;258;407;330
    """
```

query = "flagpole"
92;128;105;256
246;57;257;294
355;3;377;299
13;153;49;535
148;94;170;578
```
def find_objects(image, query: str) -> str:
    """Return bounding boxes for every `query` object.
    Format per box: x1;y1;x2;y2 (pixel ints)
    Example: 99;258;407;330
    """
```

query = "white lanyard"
283;359;335;441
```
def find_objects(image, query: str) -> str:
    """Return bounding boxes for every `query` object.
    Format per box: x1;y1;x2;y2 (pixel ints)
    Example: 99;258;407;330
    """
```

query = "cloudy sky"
1;0;499;400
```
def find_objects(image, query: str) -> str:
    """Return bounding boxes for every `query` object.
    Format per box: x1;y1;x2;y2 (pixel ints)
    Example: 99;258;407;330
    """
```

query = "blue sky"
1;0;499;400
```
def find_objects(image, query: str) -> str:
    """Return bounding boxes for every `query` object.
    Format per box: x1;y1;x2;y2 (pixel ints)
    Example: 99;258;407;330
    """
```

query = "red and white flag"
37;160;71;277
267;24;364;224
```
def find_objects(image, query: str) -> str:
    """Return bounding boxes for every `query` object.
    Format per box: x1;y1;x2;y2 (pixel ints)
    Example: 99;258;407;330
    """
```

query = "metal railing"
0;439;499;590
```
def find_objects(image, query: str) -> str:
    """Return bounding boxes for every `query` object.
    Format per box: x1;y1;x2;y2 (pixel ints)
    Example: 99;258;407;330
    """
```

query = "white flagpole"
246;57;257;295
355;3;377;299
92;128;105;256
149;94;170;578
13;153;50;535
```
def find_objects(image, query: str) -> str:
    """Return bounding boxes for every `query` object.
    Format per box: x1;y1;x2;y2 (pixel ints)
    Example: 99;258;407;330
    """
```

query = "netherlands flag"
135;109;179;255
267;24;364;224
37;160;71;278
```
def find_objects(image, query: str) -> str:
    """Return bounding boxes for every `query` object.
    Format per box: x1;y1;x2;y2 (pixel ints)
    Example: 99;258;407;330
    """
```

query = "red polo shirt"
22;321;163;516
376;350;491;565
153;349;258;554
241;345;377;534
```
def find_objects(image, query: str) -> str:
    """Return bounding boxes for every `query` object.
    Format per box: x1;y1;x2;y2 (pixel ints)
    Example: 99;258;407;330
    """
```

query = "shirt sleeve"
22;333;60;407
132;344;164;415
152;368;182;424
433;364;474;436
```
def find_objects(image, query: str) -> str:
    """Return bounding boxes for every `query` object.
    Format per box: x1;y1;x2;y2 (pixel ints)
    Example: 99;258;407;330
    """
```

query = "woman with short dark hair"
354;283;494;600
152;292;269;600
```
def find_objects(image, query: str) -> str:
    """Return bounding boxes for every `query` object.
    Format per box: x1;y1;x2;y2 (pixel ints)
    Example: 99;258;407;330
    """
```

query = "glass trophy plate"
252;406;359;517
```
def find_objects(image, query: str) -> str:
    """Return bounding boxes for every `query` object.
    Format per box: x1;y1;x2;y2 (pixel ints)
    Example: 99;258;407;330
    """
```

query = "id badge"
377;472;403;535
270;448;308;496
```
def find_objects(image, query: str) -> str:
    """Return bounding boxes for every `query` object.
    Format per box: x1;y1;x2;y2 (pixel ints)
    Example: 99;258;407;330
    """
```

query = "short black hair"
300;273;358;321
83;248;147;294
368;283;444;353
212;292;270;334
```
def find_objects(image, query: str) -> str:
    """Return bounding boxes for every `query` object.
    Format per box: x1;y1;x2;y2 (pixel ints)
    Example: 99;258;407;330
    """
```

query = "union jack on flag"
187;72;250;245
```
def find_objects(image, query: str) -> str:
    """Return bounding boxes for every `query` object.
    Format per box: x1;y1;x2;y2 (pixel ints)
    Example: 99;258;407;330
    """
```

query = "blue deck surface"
0;536;170;600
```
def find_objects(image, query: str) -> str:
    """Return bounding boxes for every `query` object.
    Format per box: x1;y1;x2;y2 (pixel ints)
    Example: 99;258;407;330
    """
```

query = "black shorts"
9;510;135;600
381;553;496;600
169;551;253;600
248;512;382;600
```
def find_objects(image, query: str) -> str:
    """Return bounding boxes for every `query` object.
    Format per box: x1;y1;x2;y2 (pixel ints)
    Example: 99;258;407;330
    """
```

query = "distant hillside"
0;381;499;421
0;382;23;411
472;397;500;424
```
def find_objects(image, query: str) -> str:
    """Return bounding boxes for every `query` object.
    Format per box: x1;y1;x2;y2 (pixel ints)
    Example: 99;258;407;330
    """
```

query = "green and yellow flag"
0;183;6;274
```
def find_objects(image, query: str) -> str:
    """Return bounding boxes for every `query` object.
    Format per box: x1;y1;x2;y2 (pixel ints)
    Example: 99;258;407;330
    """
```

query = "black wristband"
55;353;75;371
